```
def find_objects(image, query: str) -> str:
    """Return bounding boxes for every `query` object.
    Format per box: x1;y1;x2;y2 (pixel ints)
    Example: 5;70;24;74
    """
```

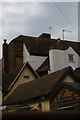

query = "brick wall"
14;40;23;68
8;40;23;73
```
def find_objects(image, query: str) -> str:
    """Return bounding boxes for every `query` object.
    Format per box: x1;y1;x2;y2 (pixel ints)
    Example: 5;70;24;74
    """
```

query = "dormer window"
23;75;30;80
68;54;74;62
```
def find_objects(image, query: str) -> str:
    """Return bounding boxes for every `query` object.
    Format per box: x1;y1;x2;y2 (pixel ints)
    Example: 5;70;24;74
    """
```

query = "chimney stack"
39;33;51;39
4;39;7;44
2;39;8;73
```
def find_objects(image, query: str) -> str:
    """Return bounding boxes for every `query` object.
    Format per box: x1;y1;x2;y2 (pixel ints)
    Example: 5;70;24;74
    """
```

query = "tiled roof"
8;34;80;57
4;66;80;105
13;34;80;56
4;33;80;74
2;65;23;93
36;58;50;73
2;62;39;93
74;67;80;79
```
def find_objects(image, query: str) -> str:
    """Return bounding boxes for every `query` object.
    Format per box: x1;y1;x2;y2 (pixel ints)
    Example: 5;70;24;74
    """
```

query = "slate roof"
12;33;80;56
4;66;80;105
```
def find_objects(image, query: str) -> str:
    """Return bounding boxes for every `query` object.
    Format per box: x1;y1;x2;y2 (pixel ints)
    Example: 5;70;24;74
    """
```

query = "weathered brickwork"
8;41;15;73
15;57;23;68
2;39;23;73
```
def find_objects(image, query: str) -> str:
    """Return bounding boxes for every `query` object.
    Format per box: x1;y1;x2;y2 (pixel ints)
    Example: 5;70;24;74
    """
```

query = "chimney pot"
4;39;7;43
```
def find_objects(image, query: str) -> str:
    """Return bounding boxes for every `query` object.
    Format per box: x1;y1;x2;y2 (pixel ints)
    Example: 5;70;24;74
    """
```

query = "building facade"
49;47;80;73
3;67;80;112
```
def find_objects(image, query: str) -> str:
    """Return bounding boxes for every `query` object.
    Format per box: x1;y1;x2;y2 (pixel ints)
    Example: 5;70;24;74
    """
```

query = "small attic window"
68;54;74;62
23;75;30;79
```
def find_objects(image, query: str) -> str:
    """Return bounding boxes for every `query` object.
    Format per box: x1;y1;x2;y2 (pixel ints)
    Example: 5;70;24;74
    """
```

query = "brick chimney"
2;39;8;73
39;33;51;39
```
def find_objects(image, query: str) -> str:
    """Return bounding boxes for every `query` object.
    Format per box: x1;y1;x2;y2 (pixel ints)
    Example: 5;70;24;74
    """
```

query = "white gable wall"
49;47;80;73
49;49;67;72
78;57;80;67
23;44;47;70
29;55;47;70
23;43;80;73
65;47;79;69
23;44;29;63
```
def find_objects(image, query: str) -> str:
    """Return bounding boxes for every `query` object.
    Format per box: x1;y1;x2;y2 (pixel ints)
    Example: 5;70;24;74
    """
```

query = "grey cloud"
23;2;78;40
0;2;78;58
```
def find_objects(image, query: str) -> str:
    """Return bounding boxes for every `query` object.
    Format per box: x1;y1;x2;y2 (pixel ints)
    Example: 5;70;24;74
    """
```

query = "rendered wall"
23;44;47;70
49;47;80;73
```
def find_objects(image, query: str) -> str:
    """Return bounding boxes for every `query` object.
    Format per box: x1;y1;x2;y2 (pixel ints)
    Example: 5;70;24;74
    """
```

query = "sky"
0;0;79;59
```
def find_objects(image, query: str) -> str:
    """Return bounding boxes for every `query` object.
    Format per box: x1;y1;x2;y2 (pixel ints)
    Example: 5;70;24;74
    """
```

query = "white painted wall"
78;58;80;67
29;55;47;70
49;49;67;72
23;44;47;70
66;47;79;69
23;44;29;63
49;47;80;73
23;43;80;73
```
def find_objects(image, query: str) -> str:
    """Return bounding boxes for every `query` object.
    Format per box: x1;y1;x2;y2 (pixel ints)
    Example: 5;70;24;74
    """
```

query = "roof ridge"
17;66;72;88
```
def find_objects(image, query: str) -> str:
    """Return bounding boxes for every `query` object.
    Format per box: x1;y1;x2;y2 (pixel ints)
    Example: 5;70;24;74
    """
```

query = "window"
23;75;30;80
68;54;74;62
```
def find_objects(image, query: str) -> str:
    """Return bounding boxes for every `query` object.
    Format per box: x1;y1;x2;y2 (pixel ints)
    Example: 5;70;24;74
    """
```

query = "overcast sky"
0;1;79;58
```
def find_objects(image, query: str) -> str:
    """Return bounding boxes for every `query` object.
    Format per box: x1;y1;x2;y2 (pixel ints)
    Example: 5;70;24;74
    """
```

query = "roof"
11;33;80;56
36;58;50;73
2;61;39;93
4;33;80;74
74;67;80;79
4;66;80;105
2;65;23;93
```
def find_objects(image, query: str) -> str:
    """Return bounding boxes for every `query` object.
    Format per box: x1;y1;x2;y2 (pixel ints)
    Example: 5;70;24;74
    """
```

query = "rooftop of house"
7;33;80;56
74;67;80;79
4;66;80;105
2;64;23;93
2;61;39;93
3;33;80;74
36;58;49;74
